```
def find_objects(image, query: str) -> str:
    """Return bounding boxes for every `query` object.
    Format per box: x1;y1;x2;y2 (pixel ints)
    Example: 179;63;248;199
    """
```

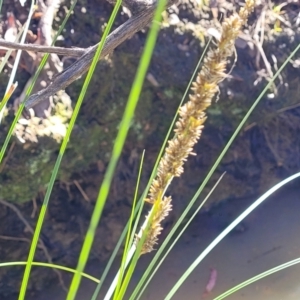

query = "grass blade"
113;151;145;299
17;2;78;299
90;199;145;300
165;172;300;299
133;173;225;300
101;186;146;300
214;257;300;299
115;201;159;300
65;1;123;299
92;36;212;300
101;0;171;297
0;261;100;283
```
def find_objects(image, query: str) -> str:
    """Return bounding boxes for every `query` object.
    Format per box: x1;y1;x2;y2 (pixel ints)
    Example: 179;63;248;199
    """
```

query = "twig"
0;234;43;248
31;197;38;218
253;9;273;78
243;102;300;132
0;199;34;233
0;39;86;57
262;127;283;166
277;102;300;114
24;0;178;110
243;121;257;131
73;179;90;202
0;199;67;291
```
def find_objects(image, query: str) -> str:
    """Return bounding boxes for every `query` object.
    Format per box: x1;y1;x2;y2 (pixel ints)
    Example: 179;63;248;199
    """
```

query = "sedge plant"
0;0;300;299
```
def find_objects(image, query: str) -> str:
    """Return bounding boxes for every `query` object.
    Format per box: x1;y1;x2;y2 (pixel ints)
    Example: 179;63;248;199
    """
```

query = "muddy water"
35;180;300;300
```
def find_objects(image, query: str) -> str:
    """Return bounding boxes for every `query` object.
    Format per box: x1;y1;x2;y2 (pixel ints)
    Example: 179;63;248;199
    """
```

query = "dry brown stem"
24;0;178;110
0;39;86;57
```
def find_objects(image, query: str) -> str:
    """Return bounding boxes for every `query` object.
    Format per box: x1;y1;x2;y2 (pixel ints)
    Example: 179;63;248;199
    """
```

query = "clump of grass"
103;1;256;299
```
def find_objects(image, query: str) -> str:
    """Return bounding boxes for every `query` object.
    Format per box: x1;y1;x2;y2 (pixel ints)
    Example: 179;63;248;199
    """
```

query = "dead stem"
31;197;38;218
73;179;90;202
0;39;86;57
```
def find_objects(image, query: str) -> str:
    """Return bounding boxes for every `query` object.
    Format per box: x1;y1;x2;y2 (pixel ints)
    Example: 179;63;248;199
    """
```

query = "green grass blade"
108;196;145;300
165;172;300;299
0;1;34;124
17;2;78;299
214;257;300;300
69;0;170;297
65;2;123;299
93;38;212;299
91;158;158;300
116;202;158;300
102;1;172;298
128;41;212;300
102;197;145;300
132;172;225;300
91;162;150;299
90;199;145;300
130;38;300;300
113;151;145;299
0;261;100;283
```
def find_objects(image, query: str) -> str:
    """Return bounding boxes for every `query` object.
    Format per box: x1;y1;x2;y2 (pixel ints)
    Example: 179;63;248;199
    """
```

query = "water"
35;181;300;300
